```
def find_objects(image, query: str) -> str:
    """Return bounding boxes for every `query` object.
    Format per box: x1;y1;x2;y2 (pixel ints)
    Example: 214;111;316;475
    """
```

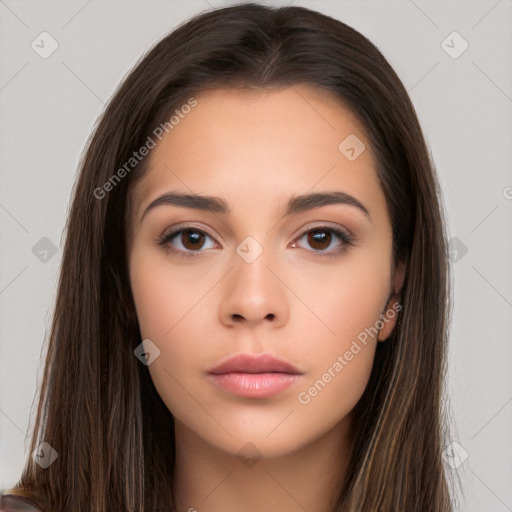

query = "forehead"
130;84;384;224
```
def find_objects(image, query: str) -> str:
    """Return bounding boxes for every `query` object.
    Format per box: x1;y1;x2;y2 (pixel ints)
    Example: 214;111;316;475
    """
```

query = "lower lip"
207;372;301;398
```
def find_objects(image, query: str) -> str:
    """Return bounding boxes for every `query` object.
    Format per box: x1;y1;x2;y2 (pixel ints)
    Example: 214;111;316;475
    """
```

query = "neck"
171;415;354;512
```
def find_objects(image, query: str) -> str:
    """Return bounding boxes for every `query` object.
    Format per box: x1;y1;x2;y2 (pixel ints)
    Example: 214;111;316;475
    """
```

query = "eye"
157;224;355;259
291;226;355;258
157;225;217;257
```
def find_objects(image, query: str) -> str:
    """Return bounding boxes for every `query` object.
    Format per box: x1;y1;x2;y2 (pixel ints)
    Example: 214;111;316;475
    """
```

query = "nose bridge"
233;235;275;302
219;234;288;326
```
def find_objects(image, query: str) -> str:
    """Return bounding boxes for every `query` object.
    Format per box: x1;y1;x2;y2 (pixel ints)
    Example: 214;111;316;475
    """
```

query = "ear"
377;259;406;342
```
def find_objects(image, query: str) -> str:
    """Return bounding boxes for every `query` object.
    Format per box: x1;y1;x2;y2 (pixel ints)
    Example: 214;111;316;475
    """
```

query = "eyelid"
292;220;353;239
170;222;219;241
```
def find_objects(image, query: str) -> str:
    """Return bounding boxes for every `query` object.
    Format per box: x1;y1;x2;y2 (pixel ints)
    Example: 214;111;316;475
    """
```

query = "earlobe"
377;298;401;342
377;259;406;342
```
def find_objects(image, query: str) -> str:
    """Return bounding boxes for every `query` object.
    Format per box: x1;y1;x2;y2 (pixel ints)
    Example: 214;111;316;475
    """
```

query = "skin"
127;85;404;512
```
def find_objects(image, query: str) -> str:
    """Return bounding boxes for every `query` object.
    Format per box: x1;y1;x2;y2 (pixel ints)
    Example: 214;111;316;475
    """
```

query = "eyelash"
156;223;355;259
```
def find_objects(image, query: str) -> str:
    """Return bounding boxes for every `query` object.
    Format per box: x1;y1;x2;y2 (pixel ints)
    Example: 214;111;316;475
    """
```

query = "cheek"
128;248;219;398
129;247;219;342
288;246;391;352
287;251;390;423
293;344;375;443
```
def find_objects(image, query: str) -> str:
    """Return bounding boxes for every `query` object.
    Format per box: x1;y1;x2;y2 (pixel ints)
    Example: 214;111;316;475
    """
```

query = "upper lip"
207;353;302;375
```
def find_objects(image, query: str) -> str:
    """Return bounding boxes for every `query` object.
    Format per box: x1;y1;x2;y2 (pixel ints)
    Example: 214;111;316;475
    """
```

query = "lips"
206;353;303;399
207;353;302;375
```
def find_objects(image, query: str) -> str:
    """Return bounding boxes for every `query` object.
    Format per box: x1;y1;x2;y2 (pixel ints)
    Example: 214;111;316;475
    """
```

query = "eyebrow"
139;190;371;223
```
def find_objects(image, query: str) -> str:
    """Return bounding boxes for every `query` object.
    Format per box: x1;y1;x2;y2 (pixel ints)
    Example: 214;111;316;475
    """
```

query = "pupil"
183;229;204;250
308;229;331;250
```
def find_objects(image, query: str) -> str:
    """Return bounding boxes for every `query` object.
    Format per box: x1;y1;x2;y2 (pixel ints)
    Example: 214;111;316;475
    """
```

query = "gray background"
0;1;511;510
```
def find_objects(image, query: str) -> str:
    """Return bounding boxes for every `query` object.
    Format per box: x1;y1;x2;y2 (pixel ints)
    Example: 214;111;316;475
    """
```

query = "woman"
1;2;456;511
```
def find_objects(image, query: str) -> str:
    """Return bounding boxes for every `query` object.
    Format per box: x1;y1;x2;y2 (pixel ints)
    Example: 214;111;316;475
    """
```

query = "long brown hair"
9;3;455;510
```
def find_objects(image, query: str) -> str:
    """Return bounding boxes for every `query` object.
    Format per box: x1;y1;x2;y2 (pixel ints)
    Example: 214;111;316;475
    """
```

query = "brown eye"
158;226;217;256
180;229;206;251
307;229;332;251
292;226;355;258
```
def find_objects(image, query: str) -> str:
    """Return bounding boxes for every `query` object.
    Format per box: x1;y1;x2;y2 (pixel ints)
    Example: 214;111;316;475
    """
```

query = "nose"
218;248;290;329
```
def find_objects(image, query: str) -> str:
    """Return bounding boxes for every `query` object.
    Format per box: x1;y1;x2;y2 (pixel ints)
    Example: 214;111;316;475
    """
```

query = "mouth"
206;353;303;399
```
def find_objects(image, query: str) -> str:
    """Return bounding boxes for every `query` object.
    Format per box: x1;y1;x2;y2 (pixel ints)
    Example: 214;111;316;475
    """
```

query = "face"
127;85;403;458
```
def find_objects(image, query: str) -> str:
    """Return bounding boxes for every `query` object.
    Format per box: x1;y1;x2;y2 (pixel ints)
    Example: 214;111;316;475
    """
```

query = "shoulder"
0;494;44;512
